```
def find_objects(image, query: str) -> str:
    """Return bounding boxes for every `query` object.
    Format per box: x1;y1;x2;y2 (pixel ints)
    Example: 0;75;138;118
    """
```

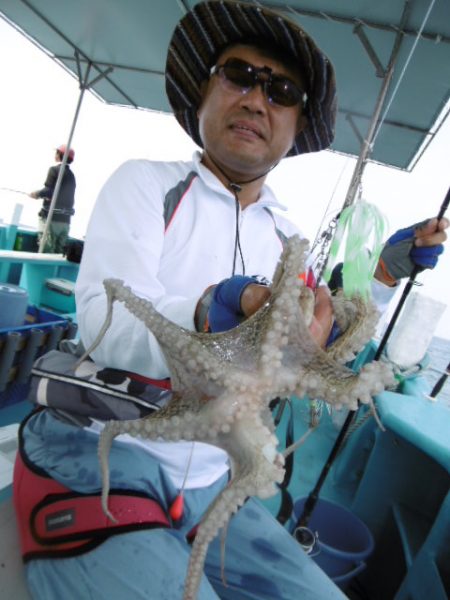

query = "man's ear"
197;80;209;117
199;80;209;101
296;114;308;135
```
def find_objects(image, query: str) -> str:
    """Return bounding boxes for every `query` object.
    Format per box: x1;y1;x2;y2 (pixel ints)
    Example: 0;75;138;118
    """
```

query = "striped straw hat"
166;0;337;156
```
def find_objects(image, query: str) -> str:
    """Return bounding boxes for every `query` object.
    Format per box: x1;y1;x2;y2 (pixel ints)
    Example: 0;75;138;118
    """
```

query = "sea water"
422;336;450;409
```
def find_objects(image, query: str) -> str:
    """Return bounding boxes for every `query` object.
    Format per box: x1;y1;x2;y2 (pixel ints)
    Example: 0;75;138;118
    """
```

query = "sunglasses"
210;58;307;108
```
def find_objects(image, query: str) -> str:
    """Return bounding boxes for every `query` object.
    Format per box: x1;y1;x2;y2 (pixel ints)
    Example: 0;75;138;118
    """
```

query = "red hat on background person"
56;144;75;163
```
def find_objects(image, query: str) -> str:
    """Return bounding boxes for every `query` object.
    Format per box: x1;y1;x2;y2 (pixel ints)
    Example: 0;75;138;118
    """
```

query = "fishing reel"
293;525;319;555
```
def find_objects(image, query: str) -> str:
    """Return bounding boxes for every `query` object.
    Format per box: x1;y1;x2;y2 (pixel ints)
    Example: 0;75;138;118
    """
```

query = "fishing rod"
294;185;450;535
0;187;29;196
375;185;450;360
428;360;450;399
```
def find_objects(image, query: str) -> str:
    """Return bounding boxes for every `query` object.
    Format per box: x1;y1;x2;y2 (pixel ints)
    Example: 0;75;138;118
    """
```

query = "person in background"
29;144;76;253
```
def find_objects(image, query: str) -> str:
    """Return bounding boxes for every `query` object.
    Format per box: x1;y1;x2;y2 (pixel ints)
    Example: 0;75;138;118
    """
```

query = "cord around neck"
204;152;278;195
202;153;278;276
232;193;245;276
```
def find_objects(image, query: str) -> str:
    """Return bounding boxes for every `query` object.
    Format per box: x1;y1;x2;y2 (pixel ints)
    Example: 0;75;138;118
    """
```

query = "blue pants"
22;410;345;600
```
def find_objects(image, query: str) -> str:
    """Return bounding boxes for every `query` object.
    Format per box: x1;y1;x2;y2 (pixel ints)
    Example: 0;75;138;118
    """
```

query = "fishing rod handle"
375;186;450;361
430;360;450;398
437;186;450;220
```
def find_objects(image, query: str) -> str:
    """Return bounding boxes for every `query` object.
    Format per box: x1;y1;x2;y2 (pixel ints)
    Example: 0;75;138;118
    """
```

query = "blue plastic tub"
0;306;77;407
0;305;70;335
0;283;28;329
292;497;374;589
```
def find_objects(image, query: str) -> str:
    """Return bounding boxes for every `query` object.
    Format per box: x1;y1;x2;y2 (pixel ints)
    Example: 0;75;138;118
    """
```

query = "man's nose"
239;83;268;112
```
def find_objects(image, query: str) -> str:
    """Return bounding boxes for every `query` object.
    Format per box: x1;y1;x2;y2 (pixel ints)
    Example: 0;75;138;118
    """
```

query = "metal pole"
315;2;410;285
342;2;411;210
38;55;114;253
38;62;91;253
342;65;395;211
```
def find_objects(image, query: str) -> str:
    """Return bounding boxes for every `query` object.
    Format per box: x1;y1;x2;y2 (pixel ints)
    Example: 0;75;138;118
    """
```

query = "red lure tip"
169;494;184;521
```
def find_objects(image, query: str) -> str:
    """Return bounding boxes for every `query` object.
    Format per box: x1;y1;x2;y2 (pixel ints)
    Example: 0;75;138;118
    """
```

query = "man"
29;144;76;253
16;2;446;600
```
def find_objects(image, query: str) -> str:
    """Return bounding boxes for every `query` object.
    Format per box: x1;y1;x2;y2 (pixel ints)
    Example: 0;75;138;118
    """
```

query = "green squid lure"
324;201;388;299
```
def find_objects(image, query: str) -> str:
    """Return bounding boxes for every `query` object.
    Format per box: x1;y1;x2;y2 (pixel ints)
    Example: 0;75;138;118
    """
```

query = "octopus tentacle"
184;410;283;600
328;291;381;364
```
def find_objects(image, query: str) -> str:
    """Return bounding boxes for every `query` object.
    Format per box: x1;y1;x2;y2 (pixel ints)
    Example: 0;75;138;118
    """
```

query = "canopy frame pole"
38;54;113;253
341;0;411;211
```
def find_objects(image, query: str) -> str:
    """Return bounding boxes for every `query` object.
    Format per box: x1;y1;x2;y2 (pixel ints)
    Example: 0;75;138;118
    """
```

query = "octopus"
82;234;395;600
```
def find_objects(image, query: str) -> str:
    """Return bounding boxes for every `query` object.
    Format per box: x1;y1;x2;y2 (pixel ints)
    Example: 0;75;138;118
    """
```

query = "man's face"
197;44;306;182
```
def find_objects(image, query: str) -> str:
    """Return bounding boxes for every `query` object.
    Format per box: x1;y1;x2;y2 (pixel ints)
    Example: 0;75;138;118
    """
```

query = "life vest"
14;411;170;562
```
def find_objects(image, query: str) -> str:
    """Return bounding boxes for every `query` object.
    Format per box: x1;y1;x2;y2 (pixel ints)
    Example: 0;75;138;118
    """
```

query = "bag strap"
14;411;171;561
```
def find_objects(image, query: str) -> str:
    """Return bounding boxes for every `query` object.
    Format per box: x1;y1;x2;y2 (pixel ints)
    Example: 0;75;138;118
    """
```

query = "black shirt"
36;164;76;224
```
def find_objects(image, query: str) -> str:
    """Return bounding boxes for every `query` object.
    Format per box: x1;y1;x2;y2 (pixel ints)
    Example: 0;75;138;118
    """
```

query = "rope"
311;157;352;254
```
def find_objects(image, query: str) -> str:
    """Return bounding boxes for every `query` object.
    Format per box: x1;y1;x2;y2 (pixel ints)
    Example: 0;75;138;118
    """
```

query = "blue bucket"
292;497;374;590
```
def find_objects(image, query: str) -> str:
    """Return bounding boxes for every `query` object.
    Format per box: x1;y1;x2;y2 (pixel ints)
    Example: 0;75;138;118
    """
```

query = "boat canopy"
0;0;449;171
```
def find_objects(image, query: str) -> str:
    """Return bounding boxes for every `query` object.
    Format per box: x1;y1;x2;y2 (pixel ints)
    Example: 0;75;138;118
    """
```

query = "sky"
0;17;449;341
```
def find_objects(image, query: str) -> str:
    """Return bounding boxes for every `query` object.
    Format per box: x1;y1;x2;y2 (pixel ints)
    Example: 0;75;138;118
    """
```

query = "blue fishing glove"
326;320;341;346
208;275;263;333
380;220;444;281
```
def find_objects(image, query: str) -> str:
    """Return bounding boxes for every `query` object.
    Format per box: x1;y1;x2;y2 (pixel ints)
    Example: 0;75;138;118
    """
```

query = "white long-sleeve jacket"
76;152;397;488
75;152;301;488
76;153;302;375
